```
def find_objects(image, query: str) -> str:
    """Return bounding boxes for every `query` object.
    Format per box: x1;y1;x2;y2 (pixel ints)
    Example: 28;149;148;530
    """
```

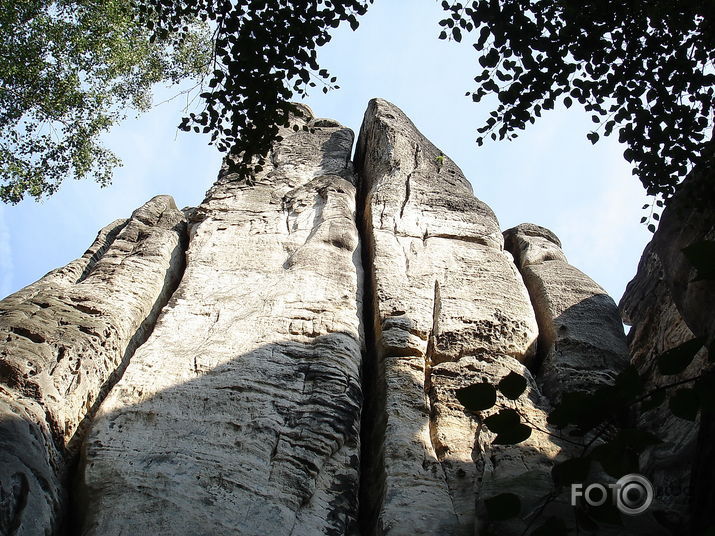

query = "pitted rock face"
504;223;629;402
620;156;715;533
355;98;541;535
620;243;705;526
503;223;567;269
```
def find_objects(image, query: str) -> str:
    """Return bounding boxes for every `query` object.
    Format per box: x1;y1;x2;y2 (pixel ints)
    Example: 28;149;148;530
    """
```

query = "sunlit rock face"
78;106;364;536
354;98;546;536
503;223;630;402
3;98;689;536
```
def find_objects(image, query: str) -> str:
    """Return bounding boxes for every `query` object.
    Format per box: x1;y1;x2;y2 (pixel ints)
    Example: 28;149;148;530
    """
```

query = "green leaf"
456;382;497;411
657;338;704;375
669;388;700;421
497;371;528;399
484;493;521;521
552;456;591;486
484;408;521;434
682;240;715;280
493;423;531;445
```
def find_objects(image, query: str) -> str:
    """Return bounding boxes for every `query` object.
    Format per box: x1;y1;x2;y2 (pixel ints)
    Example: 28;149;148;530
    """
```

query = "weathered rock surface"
78;105;364;536
620;242;706;529
0;196;187;535
429;353;568;536
355;98;542;535
620;156;714;533
649;167;715;352
504;224;629;401
1;98;685;536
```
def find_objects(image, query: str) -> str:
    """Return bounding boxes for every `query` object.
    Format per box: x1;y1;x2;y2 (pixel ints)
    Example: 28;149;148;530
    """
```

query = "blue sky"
0;2;652;305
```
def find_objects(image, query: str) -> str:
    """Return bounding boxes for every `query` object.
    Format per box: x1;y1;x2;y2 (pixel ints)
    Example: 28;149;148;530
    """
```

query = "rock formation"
0;196;186;535
619;156;714;534
503;223;629;401
79;106;364;536
0;98;707;535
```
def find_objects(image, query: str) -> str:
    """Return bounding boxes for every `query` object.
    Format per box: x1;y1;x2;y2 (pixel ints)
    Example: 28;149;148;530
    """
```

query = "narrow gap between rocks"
355;157;387;536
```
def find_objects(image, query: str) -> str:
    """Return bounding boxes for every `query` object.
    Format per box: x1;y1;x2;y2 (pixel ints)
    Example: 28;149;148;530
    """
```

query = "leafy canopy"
148;0;712;200
4;0;712;204
0;0;210;203
136;0;372;180
438;0;714;200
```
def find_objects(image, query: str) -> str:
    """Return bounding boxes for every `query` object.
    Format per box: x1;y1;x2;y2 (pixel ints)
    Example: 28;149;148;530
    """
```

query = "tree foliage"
135;0;372;181
438;0;714;201
0;0;210;203
4;0;712;204
456;335;714;533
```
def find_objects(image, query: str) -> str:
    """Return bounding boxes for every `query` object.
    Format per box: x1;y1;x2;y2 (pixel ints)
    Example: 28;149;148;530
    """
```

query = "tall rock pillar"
0;196;187;535
77;106;365;536
355;98;555;535
503;223;629;401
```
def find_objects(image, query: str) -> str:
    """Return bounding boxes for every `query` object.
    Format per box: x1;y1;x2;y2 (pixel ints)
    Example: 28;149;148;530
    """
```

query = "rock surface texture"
504;223;629;402
355;99;559;536
0;195;186;535
78;106;364;536
620;155;714;534
620;243;706;528
1;98;687;536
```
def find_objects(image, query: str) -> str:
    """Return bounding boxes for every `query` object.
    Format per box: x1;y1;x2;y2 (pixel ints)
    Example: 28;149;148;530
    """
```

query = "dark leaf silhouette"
657;338;704;375
552;457;591;486
669;388;700;421
493;423;531;445
456;382;497;411
682;240;715;280
484;492;521;521
483;408;520;434
497;371;527;399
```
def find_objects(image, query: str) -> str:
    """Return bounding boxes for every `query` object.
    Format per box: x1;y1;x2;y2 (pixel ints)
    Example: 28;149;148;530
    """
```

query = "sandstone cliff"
1;99;703;536
0;196;186;535
79;106;364;536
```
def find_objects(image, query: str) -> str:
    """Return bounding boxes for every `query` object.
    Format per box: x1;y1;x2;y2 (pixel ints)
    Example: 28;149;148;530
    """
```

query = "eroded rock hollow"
0;99;708;535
